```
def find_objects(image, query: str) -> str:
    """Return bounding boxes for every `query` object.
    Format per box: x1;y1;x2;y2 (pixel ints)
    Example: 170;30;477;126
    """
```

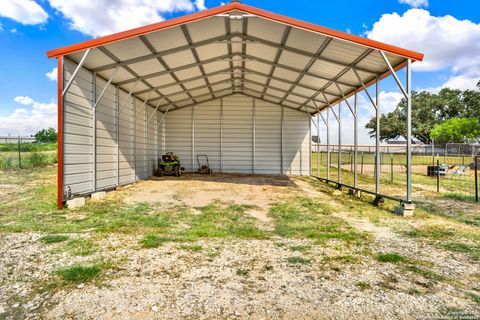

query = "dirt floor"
1;170;480;319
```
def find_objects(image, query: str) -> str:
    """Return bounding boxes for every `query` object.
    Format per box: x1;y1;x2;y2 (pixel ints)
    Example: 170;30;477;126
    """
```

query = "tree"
34;128;57;143
365;86;480;144
430;118;480;144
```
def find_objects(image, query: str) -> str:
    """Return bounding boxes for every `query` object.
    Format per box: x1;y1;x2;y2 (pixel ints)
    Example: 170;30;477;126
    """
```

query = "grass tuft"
140;234;170;248
287;256;311;265
56;264;102;283
39;234;69;244
376;252;406;263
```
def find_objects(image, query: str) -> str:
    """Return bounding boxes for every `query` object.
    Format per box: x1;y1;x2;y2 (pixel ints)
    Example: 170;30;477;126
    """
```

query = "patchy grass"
467;292;480;303
140;234;171;248
269;197;368;245
376;252;407;263
56;264;102;283
65;238;97;256
287;256;311;265
405;265;447;282
39;234;69;244
443;242;479;259
178;202;268;240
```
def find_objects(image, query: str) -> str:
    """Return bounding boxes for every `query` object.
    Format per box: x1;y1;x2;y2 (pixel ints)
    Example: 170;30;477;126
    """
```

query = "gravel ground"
0;174;479;319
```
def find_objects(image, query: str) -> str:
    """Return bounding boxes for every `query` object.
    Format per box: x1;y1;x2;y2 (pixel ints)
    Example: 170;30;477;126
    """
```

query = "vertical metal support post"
317;113;320;177
309;114;312;176
133;97;136;182
220;98;223;173
92;73;96;191
154;109;158;172
475;155;478;203
115;86;119;187
281;105;284;174
375;78;380;195
326;108;330;180
253;98;256;174
144;102;147;177
406;59;413;203
17;137;21;169
192;105;195;171
354;92;358;189
338;102;342;185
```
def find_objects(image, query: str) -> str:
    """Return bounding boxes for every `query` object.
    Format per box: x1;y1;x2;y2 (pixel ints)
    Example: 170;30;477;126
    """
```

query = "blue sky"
0;0;479;142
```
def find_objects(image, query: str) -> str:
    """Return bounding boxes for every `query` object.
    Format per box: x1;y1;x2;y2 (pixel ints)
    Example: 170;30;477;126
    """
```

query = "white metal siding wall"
223;95;254;173
165;107;193;171
255;100;282;174
63;60;94;194
194;100;221;171
118;90;135;185
283;107;310;175
95;76;117;189
164;94;309;175
63;61;160;199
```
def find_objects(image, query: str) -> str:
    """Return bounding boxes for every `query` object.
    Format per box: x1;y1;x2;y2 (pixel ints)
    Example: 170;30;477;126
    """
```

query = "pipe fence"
312;144;479;203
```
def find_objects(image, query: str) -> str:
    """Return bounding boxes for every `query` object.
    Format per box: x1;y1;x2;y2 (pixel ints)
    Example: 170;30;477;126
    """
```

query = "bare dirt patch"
123;173;297;209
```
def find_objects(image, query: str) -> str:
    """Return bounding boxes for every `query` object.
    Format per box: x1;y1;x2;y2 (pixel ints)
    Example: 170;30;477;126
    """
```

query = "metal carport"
47;1;424;210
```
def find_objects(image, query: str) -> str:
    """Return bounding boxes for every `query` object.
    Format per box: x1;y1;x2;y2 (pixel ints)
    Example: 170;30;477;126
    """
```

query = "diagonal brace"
351;67;377;109
379;51;408;98
93;67;119;109
62;48;91;96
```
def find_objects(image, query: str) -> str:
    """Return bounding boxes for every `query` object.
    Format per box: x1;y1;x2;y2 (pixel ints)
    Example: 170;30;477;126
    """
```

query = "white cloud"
0;96;57;136
398;0;428;8
195;0;207;11
0;0;48;25
366;9;480;73
47;0;208;37
46;67;58;81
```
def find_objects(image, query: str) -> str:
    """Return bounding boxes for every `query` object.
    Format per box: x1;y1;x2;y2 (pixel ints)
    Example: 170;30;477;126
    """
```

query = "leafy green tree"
430;118;480;144
366;86;480;144
34;128;57;143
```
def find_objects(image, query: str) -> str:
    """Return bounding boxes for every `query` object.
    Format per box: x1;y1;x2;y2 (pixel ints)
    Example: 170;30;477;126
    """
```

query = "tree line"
365;81;480;144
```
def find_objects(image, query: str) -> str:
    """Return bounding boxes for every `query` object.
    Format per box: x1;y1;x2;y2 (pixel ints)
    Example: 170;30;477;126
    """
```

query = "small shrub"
236;268;250;276
356;281;372;291
39;234;69;244
376;252;406;263
467;292;480;303
57;264;101;283
25;152;48;168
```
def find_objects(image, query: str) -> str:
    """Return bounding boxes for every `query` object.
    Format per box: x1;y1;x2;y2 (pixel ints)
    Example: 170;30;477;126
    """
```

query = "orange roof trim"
46;2;424;61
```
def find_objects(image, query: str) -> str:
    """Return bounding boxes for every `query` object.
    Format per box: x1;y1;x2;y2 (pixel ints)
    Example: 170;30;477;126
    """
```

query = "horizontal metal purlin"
132;65;339;101
149;81;317;111
98;46;176;109
115;53;232;86
261;25;291;100
91;32;379;76
279;37;332;105
91;34;232;73
139;35;197;105
145;76;329;107
117;50;356;97
181;25;214;97
297;48;374;110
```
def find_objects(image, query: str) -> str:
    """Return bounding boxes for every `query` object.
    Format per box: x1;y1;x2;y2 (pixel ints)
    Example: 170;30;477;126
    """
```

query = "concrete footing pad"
66;197;85;209
395;203;415;217
91;191;106;201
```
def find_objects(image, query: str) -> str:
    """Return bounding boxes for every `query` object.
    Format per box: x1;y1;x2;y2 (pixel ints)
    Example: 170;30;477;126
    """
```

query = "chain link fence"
0;137;57;170
312;144;479;203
